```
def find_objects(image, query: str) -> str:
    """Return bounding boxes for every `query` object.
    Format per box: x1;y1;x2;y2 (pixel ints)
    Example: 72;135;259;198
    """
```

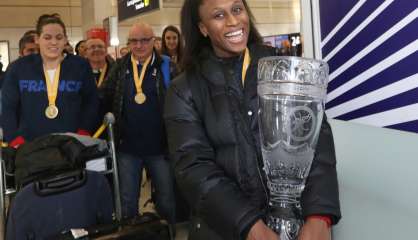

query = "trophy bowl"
257;56;328;240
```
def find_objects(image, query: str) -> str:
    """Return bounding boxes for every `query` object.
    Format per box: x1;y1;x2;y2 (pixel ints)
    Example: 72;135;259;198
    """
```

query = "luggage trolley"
0;112;122;239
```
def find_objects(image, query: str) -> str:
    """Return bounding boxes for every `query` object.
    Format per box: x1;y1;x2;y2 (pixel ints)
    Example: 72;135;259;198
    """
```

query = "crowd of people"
0;13;183;230
0;0;341;239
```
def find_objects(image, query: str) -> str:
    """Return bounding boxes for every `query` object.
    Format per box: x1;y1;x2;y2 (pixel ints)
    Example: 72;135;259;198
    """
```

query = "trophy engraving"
257;56;328;240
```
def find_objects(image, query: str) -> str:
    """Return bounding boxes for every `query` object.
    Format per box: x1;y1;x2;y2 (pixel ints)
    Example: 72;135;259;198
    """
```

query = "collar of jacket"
197;44;276;99
33;52;68;66
120;50;163;71
31;53;74;78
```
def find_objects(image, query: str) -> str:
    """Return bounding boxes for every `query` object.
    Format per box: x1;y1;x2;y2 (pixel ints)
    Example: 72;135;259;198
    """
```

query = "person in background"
101;22;176;226
85;38;114;119
279;39;291;56
86;38;113;87
2;31;39;111
19;34;39;57
23;30;37;38
153;36;162;55
64;41;74;55
161;25;183;73
163;0;341;240
75;40;87;57
119;46;130;58
0;62;4;86
2;14;99;147
0;61;3;119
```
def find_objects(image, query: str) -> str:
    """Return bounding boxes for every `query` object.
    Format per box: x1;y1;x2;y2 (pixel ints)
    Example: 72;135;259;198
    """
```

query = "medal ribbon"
131;54;152;96
97;63;108;87
241;47;251;87
44;64;61;107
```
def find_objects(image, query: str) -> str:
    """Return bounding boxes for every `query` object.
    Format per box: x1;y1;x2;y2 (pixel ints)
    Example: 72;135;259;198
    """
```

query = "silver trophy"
257;56;328;240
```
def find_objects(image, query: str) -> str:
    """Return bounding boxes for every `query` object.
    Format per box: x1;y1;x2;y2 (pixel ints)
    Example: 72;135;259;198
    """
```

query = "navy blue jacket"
2;54;99;142
101;52;173;156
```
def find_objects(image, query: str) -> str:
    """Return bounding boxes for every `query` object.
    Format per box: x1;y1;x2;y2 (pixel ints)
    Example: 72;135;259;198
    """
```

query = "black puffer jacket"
101;52;169;146
164;44;341;240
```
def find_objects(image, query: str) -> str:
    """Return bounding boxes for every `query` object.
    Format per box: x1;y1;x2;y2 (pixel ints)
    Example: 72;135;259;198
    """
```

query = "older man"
86;38;113;87
101;22;175;224
86;38;114;120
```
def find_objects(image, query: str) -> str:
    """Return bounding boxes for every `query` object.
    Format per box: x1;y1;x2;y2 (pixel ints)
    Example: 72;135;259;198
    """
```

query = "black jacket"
95;57;115;122
164;45;341;240
101;52;170;147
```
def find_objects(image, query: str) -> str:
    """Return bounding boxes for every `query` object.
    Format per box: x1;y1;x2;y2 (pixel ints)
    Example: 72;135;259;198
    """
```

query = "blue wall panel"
319;0;418;133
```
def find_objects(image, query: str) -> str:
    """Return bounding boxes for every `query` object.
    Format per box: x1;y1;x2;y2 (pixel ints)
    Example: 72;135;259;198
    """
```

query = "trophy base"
267;206;303;240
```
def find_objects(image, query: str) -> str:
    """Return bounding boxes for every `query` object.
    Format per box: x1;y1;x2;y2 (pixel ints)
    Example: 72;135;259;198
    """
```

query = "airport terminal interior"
0;0;416;239
0;0;302;66
0;1;303;239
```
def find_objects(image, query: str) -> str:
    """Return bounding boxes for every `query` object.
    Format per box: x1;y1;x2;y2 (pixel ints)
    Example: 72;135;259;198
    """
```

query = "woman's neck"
42;54;63;70
168;48;177;57
213;46;244;59
215;51;243;61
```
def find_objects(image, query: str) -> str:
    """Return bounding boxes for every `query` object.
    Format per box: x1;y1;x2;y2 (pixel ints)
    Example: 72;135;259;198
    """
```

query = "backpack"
14;134;99;187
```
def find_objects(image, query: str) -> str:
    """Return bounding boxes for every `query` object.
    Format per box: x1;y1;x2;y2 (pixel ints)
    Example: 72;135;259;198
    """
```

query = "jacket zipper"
241;60;269;208
227;85;269;209
243;105;269;208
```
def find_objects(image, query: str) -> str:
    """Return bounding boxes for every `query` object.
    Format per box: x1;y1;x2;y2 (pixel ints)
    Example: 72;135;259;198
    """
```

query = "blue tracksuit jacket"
1;54;99;142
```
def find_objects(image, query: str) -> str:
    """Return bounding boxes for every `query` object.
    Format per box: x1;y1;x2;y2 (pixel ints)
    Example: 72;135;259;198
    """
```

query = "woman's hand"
246;219;279;240
298;218;331;240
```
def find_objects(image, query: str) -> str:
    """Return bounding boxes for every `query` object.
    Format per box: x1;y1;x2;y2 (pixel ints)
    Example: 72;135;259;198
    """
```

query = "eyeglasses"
87;45;105;50
128;37;154;45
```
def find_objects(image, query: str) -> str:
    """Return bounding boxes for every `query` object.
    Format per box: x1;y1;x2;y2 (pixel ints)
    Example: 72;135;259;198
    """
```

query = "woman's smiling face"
38;23;67;60
198;0;250;58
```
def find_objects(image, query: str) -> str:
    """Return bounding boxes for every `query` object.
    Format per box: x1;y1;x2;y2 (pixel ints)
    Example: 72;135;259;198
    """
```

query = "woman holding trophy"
164;0;341;239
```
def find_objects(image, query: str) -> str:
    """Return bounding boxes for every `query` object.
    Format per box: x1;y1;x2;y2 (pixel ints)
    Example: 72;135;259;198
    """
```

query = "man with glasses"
101;22;176;227
86;38;113;87
86;38;114;121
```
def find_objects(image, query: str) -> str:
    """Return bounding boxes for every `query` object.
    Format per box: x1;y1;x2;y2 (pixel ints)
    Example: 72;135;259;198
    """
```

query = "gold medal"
97;63;108;87
134;93;146;104
45;105;59;119
43;63;61;119
131;54;152;105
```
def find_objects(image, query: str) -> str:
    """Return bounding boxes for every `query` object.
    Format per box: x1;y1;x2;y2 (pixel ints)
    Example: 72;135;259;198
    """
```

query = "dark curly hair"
180;0;262;69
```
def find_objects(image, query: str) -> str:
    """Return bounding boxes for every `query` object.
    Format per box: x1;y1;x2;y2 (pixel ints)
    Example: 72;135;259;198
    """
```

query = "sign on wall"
317;0;418;133
263;33;302;56
118;0;160;21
